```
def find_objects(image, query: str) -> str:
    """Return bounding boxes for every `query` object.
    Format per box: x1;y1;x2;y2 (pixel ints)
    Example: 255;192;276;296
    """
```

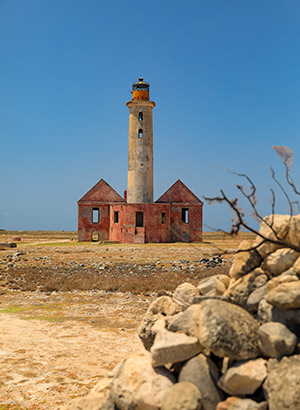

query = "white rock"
258;322;297;357
173;282;199;307
69;392;110;410
196;300;260;360
263;248;300;276
110;351;175;410
292;255;300;274
253;214;290;257
263;354;300;410
150;328;202;367
257;298;300;337
218;358;267;395
179;354;223;410
138;296;180;350
229;241;262;279
224;269;268;310
266;281;300;309
246;285;268;312
254;214;300;257
197;276;227;296
161;382;202;410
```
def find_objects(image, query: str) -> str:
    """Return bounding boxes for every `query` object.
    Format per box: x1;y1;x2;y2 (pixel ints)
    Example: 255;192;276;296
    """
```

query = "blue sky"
1;0;300;231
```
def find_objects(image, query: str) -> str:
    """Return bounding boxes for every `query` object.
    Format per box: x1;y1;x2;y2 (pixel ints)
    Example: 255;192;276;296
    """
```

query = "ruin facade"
78;78;203;243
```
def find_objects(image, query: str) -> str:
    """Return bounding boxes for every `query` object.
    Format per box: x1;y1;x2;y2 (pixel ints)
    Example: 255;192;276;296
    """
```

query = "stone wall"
70;214;300;410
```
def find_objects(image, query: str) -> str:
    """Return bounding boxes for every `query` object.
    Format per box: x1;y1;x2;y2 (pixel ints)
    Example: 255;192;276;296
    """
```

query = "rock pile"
70;214;300;410
0;242;17;250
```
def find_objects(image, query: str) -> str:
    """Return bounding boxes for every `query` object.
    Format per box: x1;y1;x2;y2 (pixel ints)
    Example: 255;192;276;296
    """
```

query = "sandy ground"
0;290;149;409
0;231;251;409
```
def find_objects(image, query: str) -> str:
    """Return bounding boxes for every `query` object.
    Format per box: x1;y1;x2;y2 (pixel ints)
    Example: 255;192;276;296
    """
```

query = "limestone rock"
169;301;260;360
263;354;300;409
138;296;180;350
179;354;223;410
267;272;299;290
110;351;175;410
257;298;300;337
197;275;227;296
216;274;231;288
224;269;268;310
161;382;202;410
150;328;202;367
253;214;291;257
229;241;262;279
90;377;112;394
173;282;199;307
263;248;300;276
69;377;112;409
258;322;297;357
292;255;300;274
167;304;201;337
246;285;268;313
148;295;180;316
195;299;260;360
287;214;300;248
266;281;300;309
69;393;110;410
216;397;267;410
217;358;267;395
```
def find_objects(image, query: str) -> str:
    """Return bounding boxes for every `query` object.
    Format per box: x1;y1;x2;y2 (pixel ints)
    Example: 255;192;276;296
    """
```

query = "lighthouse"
78;77;203;243
126;78;156;203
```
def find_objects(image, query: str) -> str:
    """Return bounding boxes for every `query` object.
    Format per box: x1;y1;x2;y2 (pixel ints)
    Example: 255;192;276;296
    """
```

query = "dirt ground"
0;231;253;409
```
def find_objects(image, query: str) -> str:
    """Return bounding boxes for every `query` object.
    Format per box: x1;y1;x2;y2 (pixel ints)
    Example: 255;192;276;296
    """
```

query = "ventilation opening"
114;211;119;223
92;231;99;242
92;208;99;223
138;129;143;138
182;208;189;224
138;112;143;121
136;211;144;227
161;212;166;224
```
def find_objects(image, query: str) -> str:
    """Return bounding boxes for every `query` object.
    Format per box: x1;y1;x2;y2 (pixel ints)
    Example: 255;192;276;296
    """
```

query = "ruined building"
78;78;203;243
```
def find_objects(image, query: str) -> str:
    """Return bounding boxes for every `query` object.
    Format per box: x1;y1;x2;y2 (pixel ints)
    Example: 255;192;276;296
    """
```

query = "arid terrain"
0;231;253;409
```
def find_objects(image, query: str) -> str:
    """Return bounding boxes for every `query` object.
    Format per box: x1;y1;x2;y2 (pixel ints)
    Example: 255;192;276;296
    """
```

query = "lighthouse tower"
126;78;156;203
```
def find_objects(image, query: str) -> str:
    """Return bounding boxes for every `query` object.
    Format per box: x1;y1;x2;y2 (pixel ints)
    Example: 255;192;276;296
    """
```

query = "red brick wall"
78;201;202;243
78;204;110;241
110;203;170;243
170;203;203;242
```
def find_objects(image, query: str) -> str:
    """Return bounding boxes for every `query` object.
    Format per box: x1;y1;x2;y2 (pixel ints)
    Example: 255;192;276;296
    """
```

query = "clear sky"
1;0;300;231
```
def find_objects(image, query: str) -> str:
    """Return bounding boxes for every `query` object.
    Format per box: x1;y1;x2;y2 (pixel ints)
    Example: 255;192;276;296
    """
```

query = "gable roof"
78;179;126;204
156;179;203;204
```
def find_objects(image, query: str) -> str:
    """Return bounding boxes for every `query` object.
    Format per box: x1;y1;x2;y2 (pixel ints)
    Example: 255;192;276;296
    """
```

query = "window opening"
161;212;166;224
138;129;143;138
114;211;119;223
182;208;189;224
136;211;144;227
92;208;99;223
138;112;143;121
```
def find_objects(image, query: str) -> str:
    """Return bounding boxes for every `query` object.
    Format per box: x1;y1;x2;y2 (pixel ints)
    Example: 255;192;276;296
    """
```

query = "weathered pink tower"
126;78;156;203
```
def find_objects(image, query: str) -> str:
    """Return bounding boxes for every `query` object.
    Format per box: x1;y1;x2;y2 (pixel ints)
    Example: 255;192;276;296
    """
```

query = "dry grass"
2;264;229;294
0;230;255;294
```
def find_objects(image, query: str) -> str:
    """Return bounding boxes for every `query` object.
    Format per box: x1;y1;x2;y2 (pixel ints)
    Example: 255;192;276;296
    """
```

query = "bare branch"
273;145;300;196
205;147;300;254
270;188;275;226
204;190;300;253
270;165;294;234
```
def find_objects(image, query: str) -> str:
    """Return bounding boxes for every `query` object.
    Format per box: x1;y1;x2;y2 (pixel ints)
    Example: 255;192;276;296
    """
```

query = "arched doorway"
92;231;99;242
